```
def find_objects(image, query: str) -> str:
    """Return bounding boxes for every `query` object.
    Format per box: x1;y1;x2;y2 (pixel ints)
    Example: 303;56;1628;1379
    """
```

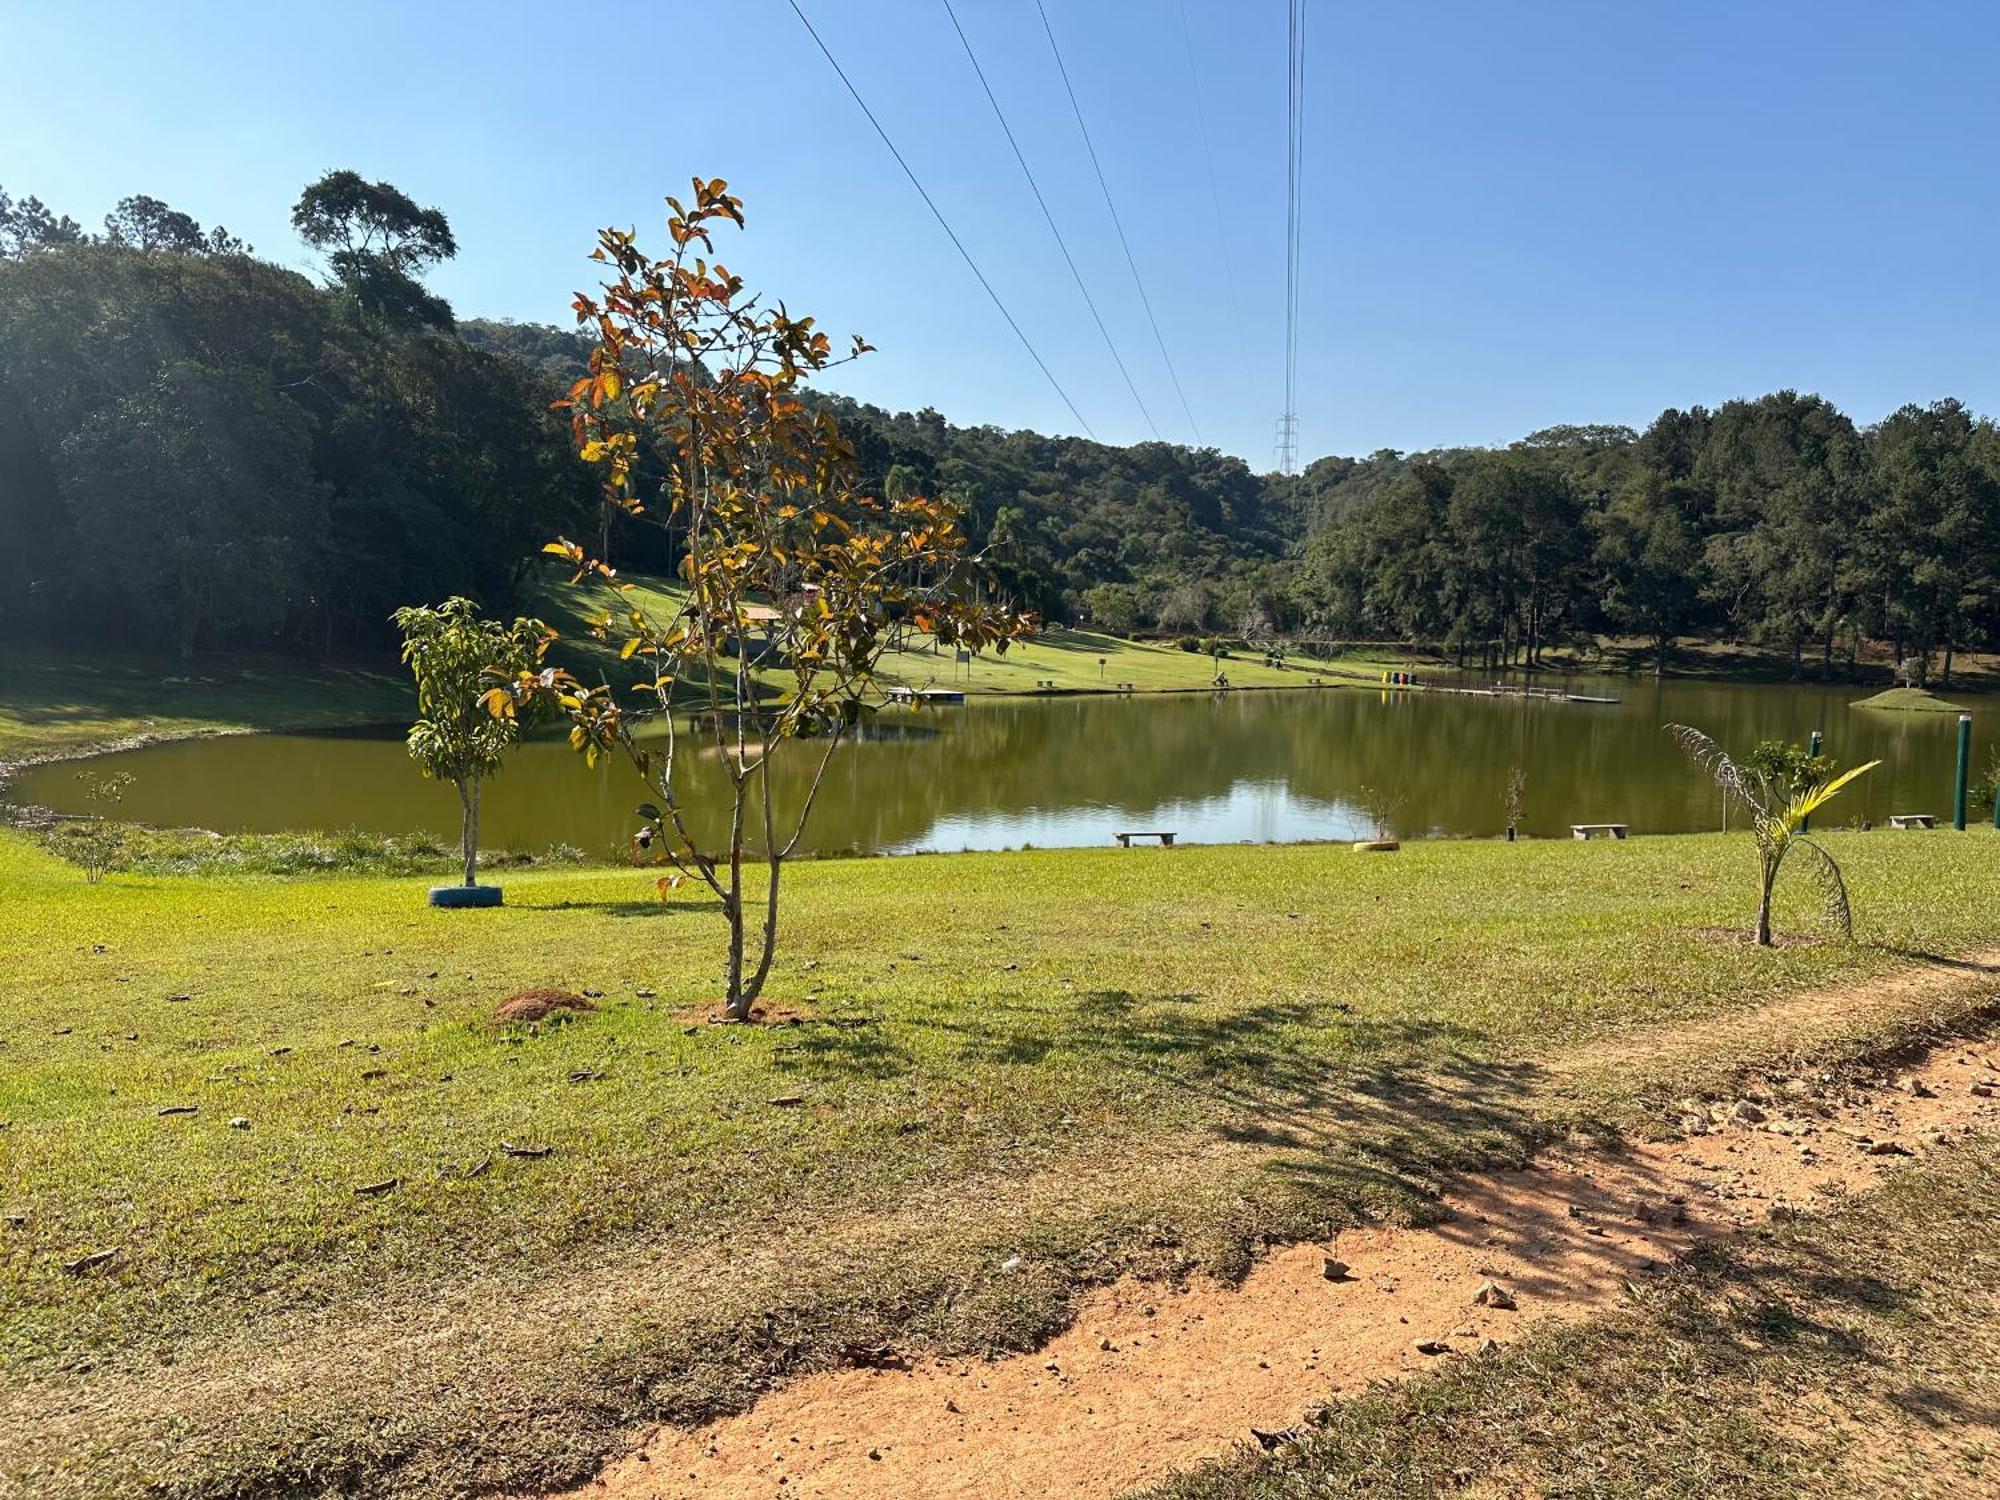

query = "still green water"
16;678;1997;856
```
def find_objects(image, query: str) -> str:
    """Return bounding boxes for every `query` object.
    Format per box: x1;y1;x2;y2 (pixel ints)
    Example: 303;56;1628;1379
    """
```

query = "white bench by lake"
1571;823;1628;840
1115;831;1176;847
1888;813;1937;830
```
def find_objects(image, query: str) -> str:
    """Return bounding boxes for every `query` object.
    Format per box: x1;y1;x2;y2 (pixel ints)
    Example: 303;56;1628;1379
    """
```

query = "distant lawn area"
4;824;1999;1497
1851;685;1971;713
1;602;1423;777
527;571;1424;698
0;644;407;766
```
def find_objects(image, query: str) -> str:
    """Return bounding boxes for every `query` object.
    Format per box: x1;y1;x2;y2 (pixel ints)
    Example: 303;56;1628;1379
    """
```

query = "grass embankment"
0;645;406;768
1145;1142;2000;1500
1851;686;1970;714
4;827;2000;1497
532;573;1423;699
1;608;1425;782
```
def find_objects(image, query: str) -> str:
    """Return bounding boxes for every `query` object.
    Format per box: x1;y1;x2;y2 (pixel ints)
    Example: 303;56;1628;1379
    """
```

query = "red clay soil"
493;989;599;1024
557;1045;2000;1500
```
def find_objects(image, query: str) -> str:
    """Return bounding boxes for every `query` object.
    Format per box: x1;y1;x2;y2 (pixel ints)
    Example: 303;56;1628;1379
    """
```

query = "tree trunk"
1754;857;1777;946
722;784;750;1021
458;777;480;887
1655;632;1670;679
1942;646;1955;688
745;850;781;1006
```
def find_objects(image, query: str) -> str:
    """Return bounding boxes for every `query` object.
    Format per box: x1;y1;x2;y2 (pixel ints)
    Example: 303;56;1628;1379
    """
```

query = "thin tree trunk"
723;779;749;1020
458;777;480;887
1754;857;1777;946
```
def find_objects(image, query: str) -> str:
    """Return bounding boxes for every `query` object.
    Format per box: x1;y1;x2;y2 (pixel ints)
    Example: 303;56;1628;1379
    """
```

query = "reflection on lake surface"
16;676;1996;857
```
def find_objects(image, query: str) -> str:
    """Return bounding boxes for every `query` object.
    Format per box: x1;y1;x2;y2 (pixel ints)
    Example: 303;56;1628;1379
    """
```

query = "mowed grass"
1144;1140;2000;1500
0;610;1419;781
4;825;2000;1495
532;572;1422;698
0;644;406;766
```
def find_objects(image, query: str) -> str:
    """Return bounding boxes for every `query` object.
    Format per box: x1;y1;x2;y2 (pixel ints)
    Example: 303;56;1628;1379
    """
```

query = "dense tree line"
1293;395;2000;681
0;177;592;658
6;177;1997;679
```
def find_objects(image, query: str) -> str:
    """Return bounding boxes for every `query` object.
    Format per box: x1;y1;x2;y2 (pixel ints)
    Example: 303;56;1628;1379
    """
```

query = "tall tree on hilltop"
292;170;457;326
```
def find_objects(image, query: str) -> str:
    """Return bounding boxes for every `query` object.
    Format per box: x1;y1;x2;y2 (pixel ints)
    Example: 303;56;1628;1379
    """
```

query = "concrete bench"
1114;831;1176;847
1571;823;1629;840
1888;813;1937;830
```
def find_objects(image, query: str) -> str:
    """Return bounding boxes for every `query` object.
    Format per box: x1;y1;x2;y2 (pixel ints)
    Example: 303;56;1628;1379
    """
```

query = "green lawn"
529;572;1424;699
3;825;1999;1497
0;610;1422;784
0;644;407;766
1851;685;1971;714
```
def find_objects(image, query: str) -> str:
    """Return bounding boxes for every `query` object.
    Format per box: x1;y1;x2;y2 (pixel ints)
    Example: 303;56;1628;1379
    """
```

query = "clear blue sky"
5;1;1997;467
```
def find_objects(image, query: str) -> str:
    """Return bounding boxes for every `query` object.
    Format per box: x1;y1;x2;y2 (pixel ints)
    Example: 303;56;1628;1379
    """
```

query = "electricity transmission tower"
1274;411;1299;476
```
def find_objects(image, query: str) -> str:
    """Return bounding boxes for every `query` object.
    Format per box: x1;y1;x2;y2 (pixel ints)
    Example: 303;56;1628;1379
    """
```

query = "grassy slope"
4;826;2000;1496
531;573;1421;698
1143;1141;2000;1500
0;645;407;767
1;606;1422;782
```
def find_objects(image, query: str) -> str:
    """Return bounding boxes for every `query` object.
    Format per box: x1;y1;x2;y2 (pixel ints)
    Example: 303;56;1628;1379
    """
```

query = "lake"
14;676;1996;857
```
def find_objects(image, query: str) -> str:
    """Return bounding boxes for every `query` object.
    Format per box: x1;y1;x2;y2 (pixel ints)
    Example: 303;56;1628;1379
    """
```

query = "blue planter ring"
429;885;503;909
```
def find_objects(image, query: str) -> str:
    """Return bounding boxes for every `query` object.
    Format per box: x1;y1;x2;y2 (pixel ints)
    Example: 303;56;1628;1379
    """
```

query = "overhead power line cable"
1177;0;1255;396
1281;0;1307;472
1034;0;1204;446
941;0;1161;440
787;0;1096;438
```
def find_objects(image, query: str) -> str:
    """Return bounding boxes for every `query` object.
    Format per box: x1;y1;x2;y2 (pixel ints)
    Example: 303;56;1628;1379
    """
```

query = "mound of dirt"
492;989;598;1025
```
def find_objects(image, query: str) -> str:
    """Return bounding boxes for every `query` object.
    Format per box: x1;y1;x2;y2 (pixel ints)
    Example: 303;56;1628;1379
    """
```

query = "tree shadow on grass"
510;898;725;918
776;986;1583;1222
1876;947;2000;974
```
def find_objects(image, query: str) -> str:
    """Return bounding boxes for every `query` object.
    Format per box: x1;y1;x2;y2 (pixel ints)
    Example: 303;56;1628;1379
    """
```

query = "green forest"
4;176;1996;679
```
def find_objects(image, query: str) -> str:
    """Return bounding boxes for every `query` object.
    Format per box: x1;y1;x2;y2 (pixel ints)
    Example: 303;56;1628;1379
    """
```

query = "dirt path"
562;1041;2000;1500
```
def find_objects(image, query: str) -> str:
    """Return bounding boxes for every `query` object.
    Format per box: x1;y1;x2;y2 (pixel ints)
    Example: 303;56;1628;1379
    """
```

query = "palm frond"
1792;836;1855;939
1667;723;1763;816
1781;759;1882;832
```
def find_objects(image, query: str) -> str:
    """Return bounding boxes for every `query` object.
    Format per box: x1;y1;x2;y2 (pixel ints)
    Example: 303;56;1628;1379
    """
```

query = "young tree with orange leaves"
488;178;1027;1020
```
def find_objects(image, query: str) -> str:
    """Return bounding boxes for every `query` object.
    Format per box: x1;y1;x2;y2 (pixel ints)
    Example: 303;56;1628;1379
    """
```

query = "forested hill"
459;318;1301;625
5;173;1998;679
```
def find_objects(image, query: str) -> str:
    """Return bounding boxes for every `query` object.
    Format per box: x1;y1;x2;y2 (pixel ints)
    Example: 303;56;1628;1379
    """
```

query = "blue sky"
5;1;1997;466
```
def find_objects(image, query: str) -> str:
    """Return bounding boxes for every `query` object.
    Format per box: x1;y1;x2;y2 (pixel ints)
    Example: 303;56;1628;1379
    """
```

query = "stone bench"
1571;823;1629;840
1114;831;1176;847
1888;813;1937;830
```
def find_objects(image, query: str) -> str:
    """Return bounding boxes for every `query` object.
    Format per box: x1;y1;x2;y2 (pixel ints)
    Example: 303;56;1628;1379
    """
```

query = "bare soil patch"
493;988;599;1024
562;1043;2000;1500
672;998;817;1027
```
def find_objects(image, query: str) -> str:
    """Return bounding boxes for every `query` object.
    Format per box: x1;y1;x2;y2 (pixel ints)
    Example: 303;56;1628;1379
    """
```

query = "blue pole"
1954;714;1971;831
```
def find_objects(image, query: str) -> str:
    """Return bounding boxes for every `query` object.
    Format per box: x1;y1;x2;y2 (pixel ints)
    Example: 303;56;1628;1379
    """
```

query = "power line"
1034;0;1204;447
1278;0;1307;475
787;0;1095;439
940;0;1160;440
1177;0;1255;397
